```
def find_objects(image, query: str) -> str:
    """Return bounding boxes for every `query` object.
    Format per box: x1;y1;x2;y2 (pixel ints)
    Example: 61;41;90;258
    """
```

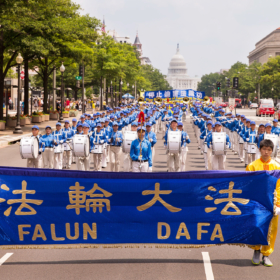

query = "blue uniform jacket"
145;131;157;147
130;138;152;167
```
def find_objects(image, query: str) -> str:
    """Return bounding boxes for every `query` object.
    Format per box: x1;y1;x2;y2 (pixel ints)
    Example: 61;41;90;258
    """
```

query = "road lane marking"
202;252;214;280
0;253;13;265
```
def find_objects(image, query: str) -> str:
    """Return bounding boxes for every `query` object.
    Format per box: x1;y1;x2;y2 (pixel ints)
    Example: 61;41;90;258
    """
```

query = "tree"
197;72;221;97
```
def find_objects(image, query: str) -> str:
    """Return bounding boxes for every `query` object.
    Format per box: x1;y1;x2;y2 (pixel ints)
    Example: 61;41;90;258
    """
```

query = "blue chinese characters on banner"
144;90;205;101
0;167;278;248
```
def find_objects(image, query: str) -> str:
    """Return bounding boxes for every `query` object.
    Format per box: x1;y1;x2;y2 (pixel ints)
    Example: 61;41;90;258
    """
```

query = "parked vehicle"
235;98;242;108
220;102;227;108
256;104;275;116
250;103;258;109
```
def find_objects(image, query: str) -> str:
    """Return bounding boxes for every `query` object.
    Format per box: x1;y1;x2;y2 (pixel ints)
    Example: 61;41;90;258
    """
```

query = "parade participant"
232;114;241;155
271;119;279;135
130;126;152;172
177;121;191;171
200;121;213;170
99;118;108;168
145;122;157;170
27;125;44;168
207;122;231;170
241;119;251;166
244;121;258;165
76;123;94;171
164;119;184;172
246;139;280;267
62;120;75;169
123;122;138;172
77;115;86;127
91;123;106;171
254;123;265;159
104;118;113;164
76;123;83;134
52;122;66;170
71;118;77;132
109;122;123;172
41;125;55;169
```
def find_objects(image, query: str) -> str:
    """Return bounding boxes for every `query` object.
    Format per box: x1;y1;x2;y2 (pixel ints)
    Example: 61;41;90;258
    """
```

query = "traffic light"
216;82;221;91
226;78;230;87
233;77;239;89
79;65;84;77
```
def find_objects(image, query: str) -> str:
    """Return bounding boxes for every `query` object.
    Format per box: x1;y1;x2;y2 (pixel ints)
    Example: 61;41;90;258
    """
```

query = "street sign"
20;70;24;80
75;76;82;81
229;105;234;111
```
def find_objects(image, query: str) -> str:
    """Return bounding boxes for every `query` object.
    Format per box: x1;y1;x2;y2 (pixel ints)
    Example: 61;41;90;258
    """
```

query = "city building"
248;27;280;65
166;44;201;90
133;32;152;65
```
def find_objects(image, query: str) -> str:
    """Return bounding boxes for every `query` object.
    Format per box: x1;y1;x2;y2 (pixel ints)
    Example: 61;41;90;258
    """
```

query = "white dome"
168;44;188;75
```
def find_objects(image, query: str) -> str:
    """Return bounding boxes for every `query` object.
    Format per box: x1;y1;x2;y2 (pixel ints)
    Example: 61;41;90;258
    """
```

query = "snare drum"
93;144;104;154
20;137;39;159
64;139;72;151
54;143;64;154
72;135;90;157
247;143;257;154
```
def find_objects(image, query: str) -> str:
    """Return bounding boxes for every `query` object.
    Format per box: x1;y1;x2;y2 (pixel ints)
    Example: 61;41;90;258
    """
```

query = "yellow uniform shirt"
246;158;280;206
246;157;280;256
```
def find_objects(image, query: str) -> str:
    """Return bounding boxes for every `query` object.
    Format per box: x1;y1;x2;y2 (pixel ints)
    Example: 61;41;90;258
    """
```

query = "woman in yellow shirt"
246;139;280;267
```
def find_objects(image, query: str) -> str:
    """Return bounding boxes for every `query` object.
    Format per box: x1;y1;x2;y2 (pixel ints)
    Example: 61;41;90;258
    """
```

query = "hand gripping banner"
0;167;278;249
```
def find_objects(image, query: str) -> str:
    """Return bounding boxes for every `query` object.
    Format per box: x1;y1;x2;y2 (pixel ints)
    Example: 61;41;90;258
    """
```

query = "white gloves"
100;140;104;144
90;150;94;154
148;166;152;172
39;148;43;152
138;155;142;161
60;140;64;144
149;139;153;142
246;138;249;141
226;145;230;149
275;207;280;216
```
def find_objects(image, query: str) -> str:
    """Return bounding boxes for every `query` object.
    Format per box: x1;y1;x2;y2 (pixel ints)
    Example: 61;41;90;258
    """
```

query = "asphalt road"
0;107;279;280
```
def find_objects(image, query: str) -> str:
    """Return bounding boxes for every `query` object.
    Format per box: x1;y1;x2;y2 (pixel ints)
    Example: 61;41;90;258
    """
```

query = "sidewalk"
0;112;84;147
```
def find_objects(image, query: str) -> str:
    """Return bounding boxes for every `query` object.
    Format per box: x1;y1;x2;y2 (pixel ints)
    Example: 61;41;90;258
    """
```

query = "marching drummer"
76;123;93;171
130;126;152;172
207;122;231;170
244;121;258;165
200;120;213;170
41;125;55;169
91;123;106;171
52;122;66;170
109;122;123;172
62;120;75;169
26;125;45;168
164;119;184;172
76;123;83;134
145;122;157;170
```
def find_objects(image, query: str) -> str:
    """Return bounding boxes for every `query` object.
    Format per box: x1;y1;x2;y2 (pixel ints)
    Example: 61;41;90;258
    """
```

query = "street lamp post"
13;53;23;134
4;80;11;121
132;84;134;103
119;80;123;105
59;62;65;121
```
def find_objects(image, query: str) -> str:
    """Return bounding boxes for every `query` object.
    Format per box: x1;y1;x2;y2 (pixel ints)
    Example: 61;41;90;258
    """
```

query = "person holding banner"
130;126;152;172
246;139;280;267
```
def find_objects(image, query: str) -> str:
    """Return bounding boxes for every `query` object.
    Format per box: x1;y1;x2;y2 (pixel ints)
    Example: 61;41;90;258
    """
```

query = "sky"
74;0;280;78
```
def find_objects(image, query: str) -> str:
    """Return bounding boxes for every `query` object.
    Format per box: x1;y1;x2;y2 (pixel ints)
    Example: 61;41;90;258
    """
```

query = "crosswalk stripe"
202;252;214;280
0;253;13;265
